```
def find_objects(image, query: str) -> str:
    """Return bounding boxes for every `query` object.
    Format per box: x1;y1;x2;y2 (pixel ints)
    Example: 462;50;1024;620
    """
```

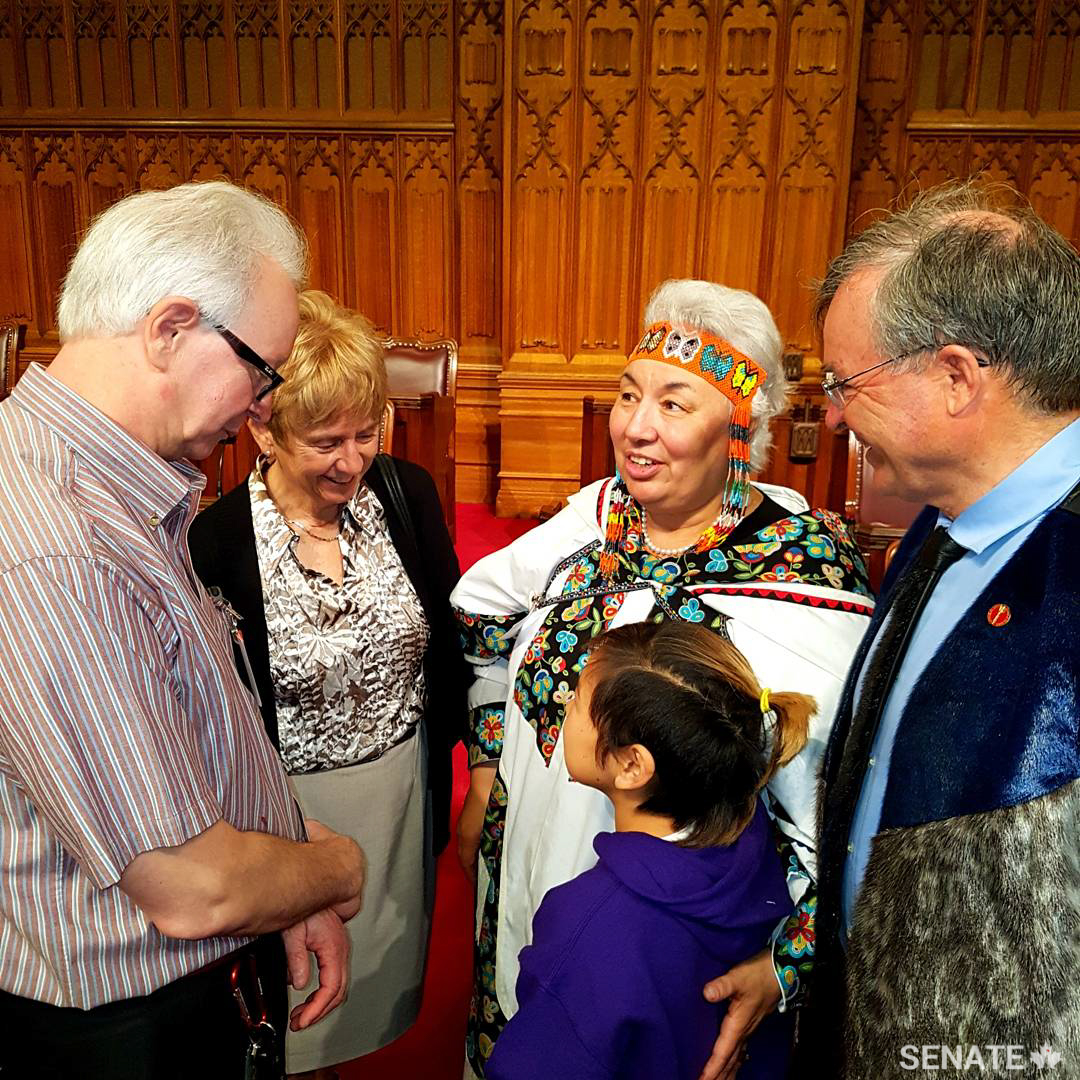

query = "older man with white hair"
0;182;365;1080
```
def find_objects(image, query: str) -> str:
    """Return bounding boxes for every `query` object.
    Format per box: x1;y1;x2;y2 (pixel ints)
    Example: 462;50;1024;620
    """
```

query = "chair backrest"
844;434;920;529
383;337;458;401
580;396;616;485
0;322;25;401
844;433;919;590
377;398;395;454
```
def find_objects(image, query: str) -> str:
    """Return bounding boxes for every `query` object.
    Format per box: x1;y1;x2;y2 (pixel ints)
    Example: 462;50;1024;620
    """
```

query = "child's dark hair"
584;621;816;847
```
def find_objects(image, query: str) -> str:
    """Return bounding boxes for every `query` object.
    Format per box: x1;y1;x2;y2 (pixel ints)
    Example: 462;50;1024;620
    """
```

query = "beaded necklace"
641;506;729;556
598;477;744;580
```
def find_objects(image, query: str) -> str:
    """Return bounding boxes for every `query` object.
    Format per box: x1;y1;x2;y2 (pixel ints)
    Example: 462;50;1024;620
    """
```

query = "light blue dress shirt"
842;417;1080;940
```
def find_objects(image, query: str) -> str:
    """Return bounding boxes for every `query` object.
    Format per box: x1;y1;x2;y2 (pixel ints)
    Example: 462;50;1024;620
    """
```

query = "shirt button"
868;756;876;767
847;843;855;854
147;513;160;527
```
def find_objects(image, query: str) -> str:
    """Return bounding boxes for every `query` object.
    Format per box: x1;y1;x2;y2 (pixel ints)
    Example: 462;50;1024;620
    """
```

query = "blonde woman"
190;290;466;1076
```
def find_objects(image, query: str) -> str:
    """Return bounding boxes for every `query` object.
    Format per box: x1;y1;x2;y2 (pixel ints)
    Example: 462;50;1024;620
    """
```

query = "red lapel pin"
987;603;1011;627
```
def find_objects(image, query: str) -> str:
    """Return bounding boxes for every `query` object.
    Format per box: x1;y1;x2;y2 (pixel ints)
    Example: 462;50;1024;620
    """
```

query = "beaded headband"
627;322;767;410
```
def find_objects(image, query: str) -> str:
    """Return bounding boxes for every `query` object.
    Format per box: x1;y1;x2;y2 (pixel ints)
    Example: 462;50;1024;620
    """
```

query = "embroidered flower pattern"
706;548;729;573
456;610;518;661
760;518;804;542
562;560;595;592
467;705;505;767
773;893;817;1009
678;597;706;622
803;534;835;560
468;774;510;1074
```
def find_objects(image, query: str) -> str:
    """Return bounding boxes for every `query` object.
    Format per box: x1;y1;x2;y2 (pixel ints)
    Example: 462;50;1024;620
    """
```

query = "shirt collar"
11;364;204;527
249;463;301;575
943;417;1080;555
247;463;384;575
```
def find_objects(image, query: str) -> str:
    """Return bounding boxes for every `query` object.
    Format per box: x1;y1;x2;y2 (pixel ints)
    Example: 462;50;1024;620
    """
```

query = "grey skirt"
285;728;433;1072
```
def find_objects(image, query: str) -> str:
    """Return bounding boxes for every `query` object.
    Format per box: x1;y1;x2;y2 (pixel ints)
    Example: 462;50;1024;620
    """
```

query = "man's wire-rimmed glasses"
821;353;912;409
821;346;989;409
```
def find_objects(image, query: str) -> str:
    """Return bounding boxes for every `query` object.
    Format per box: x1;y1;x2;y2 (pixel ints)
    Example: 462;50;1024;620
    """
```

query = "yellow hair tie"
759;688;772;714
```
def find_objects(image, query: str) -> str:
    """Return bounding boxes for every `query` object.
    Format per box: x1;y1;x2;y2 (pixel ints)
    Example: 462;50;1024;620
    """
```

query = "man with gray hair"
0;181;365;1079
805;186;1080;1076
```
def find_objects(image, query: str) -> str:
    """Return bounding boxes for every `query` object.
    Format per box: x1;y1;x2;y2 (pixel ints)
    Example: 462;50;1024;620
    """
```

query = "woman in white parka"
451;280;874;1079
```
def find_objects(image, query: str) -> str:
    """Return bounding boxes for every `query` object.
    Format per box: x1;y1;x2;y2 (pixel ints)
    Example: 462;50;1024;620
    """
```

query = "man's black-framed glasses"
209;322;285;401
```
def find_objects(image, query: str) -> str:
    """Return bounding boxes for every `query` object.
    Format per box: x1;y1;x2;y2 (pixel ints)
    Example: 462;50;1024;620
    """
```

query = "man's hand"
305;818;365;921
282;907;350;1031
697;949;782;1080
457;764;497;883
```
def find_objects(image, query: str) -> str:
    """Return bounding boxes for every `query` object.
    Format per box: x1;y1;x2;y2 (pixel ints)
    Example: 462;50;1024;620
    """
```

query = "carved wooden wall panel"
30;134;79;338
2;1;454;121
497;0;865;516
703;1;781;295
849;0;1080;244
0;126;457;339
293;134;346;297
0;136;33;327
10;3;1071;517
348;135;398;331
455;0;503;501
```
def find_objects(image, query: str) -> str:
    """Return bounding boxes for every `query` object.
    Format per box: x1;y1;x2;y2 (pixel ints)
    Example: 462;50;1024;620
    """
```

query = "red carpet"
338;504;537;1080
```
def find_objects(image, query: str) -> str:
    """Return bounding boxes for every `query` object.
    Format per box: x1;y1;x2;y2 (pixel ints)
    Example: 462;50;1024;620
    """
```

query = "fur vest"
803;484;1080;1079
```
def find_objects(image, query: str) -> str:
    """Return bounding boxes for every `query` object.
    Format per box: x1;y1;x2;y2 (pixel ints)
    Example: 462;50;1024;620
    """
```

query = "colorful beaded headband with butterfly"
628;322;767;409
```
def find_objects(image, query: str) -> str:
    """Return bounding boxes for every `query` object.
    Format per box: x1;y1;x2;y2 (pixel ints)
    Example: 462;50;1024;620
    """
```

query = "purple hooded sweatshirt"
487;803;794;1080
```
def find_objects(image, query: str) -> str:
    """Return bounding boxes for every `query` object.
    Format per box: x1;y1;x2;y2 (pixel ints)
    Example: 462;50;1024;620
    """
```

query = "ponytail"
759;691;815;789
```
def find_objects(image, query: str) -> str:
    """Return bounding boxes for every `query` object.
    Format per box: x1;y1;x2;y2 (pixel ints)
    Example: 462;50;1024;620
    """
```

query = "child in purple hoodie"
486;620;815;1080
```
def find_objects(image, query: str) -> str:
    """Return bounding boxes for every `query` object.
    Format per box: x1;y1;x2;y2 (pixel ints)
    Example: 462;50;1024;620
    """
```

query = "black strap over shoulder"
371;453;421;562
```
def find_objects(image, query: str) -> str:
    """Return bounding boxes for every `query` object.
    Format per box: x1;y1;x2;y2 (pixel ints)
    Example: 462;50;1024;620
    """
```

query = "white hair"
642;279;789;472
57;180;308;342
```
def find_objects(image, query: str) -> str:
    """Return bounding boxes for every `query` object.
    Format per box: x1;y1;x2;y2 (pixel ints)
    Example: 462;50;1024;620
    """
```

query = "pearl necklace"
286;517;341;543
641;508;727;557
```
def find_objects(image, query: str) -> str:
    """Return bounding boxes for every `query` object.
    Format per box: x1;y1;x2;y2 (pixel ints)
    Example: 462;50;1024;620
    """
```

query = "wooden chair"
580;396;616;486
383;337;458;537
0;321;25;401
383;337;458;401
377;397;394;455
845;433;919;590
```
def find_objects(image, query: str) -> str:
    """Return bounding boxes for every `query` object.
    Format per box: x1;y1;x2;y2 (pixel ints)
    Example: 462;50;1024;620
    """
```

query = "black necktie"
854;525;969;733
819;526;969;939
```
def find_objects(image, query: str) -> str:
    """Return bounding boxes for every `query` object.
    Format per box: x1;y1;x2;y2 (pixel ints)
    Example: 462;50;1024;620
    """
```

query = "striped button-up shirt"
0;365;303;1009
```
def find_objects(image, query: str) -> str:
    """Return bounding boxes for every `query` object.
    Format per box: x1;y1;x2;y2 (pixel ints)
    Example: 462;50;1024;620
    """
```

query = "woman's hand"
457;763;497;883
697;949;782;1080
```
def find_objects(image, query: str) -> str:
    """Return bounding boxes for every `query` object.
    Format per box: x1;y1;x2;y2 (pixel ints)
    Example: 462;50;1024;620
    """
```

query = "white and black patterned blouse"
248;467;429;774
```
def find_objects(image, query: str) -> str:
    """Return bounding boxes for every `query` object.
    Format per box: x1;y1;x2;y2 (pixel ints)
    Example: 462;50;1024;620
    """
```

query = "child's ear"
612;743;656;793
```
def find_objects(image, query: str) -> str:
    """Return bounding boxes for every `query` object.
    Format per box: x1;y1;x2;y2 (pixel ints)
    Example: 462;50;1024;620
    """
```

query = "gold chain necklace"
285;517;341;543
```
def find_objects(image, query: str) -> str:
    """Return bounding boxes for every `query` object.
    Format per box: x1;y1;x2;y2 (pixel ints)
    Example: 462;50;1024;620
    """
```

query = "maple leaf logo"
1030;1046;1062;1070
